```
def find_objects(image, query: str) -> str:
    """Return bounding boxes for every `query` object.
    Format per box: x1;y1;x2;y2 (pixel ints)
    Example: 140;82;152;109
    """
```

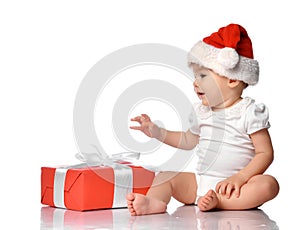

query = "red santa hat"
188;24;259;85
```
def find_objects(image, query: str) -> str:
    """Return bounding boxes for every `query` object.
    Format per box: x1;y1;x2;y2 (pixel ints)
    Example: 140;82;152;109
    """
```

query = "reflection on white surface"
197;209;279;230
40;205;278;229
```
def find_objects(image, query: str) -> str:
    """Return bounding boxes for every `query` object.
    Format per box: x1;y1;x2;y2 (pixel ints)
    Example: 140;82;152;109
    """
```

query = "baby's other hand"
215;173;247;199
130;114;161;139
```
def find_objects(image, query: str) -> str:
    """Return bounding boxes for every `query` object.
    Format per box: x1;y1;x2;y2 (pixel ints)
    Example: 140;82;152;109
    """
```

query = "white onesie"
189;97;270;196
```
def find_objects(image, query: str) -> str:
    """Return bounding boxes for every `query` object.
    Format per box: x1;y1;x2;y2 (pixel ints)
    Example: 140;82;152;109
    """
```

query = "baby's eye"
195;73;207;79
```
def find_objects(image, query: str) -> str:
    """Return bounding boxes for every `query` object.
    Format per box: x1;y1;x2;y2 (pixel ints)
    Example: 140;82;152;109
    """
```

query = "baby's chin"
200;98;209;107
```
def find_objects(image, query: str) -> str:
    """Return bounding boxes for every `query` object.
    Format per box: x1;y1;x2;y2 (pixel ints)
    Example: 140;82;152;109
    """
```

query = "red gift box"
41;163;155;211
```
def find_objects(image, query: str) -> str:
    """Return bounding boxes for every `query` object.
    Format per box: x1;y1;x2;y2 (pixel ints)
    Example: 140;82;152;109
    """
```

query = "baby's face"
192;64;229;109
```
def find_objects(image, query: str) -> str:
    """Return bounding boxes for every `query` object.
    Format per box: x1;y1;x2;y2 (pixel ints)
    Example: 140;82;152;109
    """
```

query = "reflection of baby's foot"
197;189;219;211
126;193;167;216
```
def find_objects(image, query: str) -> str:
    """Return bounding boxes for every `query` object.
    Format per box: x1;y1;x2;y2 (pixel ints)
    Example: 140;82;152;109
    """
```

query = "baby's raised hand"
130;114;161;139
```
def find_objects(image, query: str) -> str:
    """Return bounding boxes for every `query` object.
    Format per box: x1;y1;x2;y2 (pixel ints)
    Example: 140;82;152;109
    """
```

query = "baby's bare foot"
197;189;219;211
126;193;167;216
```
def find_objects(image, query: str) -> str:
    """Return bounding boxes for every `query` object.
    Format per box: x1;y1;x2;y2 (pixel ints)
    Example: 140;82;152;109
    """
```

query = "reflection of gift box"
40;206;124;229
41;163;155;211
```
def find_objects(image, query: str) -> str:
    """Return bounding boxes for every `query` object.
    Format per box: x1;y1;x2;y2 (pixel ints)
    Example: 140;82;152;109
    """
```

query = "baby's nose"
193;80;199;88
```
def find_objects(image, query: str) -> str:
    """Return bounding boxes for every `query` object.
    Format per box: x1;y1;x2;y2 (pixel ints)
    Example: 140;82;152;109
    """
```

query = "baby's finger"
215;181;223;193
225;184;233;199
141;114;151;121
234;185;241;198
217;183;227;195
131;116;142;122
216;182;224;194
129;126;142;130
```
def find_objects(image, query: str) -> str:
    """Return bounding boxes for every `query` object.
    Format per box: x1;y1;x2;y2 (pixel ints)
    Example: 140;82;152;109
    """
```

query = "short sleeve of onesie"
245;102;270;135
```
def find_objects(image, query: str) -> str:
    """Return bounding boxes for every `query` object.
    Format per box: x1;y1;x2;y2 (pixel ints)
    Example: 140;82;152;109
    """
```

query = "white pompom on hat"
188;24;259;85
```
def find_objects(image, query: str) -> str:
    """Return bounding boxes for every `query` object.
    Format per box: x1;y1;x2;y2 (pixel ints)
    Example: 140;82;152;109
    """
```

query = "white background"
1;0;299;228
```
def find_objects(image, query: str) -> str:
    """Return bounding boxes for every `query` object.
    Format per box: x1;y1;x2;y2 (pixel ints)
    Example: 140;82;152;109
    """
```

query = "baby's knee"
261;175;280;198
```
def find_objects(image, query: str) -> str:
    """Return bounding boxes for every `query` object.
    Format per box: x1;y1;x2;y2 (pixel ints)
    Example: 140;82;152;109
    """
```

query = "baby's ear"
227;79;242;88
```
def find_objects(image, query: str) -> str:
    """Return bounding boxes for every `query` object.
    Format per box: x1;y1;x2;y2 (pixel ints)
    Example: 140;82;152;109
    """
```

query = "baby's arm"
130;114;199;150
238;128;274;179
157;128;199;150
216;128;274;198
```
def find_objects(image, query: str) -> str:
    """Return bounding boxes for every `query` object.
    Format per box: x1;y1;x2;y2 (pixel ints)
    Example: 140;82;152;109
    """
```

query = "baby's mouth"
197;92;205;96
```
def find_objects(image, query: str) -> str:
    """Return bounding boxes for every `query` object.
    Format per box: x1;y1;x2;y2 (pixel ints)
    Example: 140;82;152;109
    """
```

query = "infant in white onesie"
189;97;270;196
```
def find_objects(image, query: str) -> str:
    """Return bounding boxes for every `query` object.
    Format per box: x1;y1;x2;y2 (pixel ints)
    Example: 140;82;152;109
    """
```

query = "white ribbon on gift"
111;163;133;208
53;168;68;209
53;163;87;209
53;151;140;209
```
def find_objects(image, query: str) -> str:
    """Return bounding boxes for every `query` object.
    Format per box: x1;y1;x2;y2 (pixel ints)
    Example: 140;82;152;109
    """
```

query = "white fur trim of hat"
188;41;259;85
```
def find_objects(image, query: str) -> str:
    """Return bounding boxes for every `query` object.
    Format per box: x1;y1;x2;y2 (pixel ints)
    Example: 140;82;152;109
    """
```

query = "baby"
126;24;279;215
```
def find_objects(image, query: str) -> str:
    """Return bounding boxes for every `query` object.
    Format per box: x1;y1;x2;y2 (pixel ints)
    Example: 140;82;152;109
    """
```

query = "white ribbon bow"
53;145;141;209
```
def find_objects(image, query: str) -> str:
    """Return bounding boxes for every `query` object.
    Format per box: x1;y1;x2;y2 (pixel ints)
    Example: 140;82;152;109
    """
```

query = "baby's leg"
127;172;197;216
198;175;279;211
